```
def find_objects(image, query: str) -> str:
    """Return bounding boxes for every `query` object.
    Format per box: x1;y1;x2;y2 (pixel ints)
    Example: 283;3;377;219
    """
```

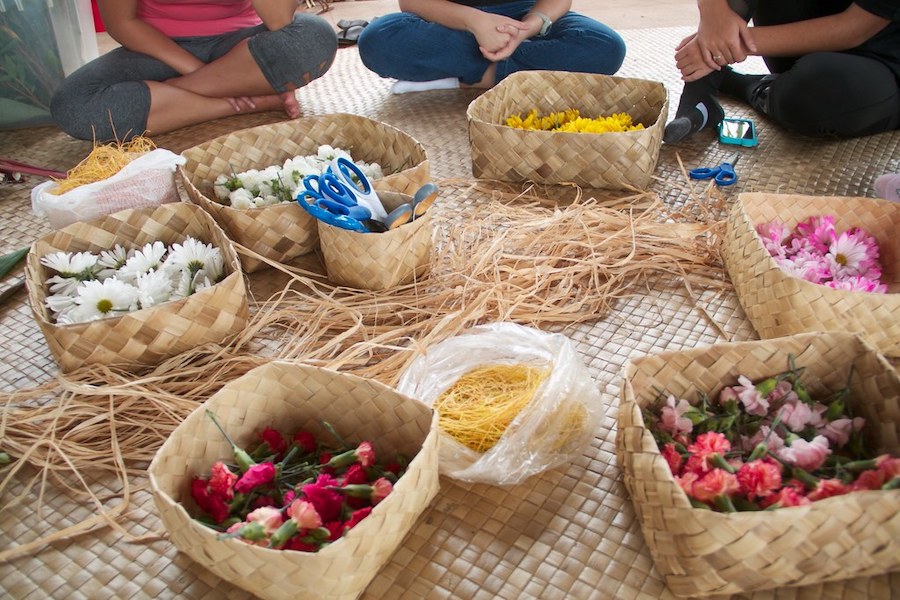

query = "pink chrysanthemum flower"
795;215;836;254
827;230;877;280
756;221;791;258
824;275;887;293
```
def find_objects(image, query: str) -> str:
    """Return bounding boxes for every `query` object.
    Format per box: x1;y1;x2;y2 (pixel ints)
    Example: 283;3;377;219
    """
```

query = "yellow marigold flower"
505;108;643;134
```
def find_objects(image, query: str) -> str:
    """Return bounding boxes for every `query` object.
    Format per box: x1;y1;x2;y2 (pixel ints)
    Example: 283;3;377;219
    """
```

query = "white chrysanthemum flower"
96;244;129;279
40;251;98;279
170;268;194;299
117;241;167;284
68;278;140;323
46;274;83;297
255;194;280;208
317;145;337;160
136;268;175;308
229;188;255;209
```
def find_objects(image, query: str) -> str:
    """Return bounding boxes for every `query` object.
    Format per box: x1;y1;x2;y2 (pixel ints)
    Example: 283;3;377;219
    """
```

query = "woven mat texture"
0;26;898;600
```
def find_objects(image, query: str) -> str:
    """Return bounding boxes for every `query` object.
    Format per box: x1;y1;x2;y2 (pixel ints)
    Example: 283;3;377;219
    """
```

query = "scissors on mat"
328;156;388;222
297;172;371;232
689;152;740;186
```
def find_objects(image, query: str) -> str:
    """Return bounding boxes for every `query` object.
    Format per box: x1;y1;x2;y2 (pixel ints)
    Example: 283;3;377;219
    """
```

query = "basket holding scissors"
297;157;438;232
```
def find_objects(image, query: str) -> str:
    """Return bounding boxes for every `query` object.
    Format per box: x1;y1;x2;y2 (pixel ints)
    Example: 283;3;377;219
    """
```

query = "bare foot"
279;90;301;119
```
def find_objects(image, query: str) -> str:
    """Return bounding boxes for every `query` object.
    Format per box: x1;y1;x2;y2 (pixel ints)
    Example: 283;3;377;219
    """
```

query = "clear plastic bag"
396;322;603;485
31;148;186;228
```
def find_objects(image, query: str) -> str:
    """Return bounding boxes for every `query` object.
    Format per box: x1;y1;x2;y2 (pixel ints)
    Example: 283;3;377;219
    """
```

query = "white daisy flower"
170;268;194;299
167;237;222;276
69;278;140;323
136;268;174;308
40;251;98;279
45;293;78;319
46;274;83;297
117;241;167;284
96;244;129;279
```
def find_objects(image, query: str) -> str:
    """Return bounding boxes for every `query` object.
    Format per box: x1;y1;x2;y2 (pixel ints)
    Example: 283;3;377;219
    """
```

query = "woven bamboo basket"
724;192;900;357
179;113;431;273
466;70;667;190
616;331;900;598
317;191;433;290
149;361;440;600
25;202;248;373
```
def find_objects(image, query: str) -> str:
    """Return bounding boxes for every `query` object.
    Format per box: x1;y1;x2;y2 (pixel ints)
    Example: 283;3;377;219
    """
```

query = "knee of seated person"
282;14;339;63
50;84;96;141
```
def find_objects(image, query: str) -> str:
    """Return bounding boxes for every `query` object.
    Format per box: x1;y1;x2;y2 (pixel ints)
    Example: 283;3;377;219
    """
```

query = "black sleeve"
854;0;900;21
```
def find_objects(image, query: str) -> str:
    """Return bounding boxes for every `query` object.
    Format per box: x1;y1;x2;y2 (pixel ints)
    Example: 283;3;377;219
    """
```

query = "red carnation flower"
301;474;344;522
691;468;739;504
661;443;683;475
191;477;231;524
209;461;238;501
343;506;373;533
259;427;287;457
808;478;851;501
293;430;317;454
736;459;782;501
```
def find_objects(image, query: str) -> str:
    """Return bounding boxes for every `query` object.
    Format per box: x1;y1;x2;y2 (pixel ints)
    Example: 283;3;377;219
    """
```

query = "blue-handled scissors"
296;173;371;232
328;156;388;222
689;152;740;186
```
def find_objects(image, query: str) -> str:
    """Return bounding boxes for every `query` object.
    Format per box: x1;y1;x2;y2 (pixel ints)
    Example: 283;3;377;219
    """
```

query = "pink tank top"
138;0;263;37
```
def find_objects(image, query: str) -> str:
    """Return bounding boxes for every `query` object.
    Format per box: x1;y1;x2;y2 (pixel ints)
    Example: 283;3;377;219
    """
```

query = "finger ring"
714;54;724;60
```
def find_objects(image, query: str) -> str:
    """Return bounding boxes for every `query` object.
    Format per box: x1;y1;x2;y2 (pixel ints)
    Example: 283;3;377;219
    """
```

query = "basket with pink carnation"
149;361;440;600
616;331;900;597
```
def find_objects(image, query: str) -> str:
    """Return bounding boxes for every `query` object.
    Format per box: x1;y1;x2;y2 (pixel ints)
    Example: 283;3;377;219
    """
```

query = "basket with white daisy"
179;113;430;273
723;192;900;358
25;202;249;372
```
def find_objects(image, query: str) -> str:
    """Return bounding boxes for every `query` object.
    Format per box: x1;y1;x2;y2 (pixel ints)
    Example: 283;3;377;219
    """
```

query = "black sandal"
337;21;368;47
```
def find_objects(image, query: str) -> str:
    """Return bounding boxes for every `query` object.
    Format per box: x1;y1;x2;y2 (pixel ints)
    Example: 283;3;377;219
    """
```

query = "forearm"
397;0;485;32
522;0;572;37
250;0;297;30
748;5;889;57
98;0;202;74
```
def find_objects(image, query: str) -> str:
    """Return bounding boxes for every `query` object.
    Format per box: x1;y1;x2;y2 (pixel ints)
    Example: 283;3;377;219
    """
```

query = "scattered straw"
0;180;729;560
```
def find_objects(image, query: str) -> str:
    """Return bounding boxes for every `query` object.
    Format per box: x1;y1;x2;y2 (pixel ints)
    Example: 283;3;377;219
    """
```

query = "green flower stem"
714;494;737;513
791;467;820;489
882;477;900;491
710;453;736;474
205;410;255;472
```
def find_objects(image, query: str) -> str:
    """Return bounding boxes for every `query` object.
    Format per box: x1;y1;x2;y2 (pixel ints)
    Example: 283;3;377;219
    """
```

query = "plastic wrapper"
31;148;186;228
396;322;603;485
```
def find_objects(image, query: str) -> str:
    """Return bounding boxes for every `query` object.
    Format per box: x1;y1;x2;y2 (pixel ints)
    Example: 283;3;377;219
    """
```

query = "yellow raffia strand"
433;363;550;453
505;109;644;134
52;135;157;194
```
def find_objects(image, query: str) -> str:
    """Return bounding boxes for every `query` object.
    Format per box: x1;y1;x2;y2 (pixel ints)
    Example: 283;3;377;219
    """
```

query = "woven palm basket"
616;331;900;598
24;202;248;373
466;70;667;190
149;361;440;600
724;192;900;358
179;113;431;273
317;190;433;290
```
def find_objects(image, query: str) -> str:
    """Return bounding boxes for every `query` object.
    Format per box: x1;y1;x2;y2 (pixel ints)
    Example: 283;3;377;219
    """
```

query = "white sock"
391;78;460;95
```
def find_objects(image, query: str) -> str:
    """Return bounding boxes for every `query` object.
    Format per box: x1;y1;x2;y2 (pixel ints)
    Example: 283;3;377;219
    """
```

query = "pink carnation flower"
760;485;811;509
691;469;740;504
246;506;284;535
660;394;694;436
209;461;238;501
776;435;832;471
234;462;276;494
287;499;323;530
661;442;684;475
776;398;817;433
744;425;785;454
736;459;783;501
734;375;769;417
807;478;851;502
820;417;864;448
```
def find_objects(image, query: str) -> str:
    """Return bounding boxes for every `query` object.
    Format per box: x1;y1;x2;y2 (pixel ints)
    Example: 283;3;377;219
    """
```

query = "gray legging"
51;14;338;141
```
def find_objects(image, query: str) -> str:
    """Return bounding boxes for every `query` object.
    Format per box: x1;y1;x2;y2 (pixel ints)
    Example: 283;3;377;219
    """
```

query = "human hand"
693;0;757;70
674;34;717;81
225;96;258;112
470;15;527;60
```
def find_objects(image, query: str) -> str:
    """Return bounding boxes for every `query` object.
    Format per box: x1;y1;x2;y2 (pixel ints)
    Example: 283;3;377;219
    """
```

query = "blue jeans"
357;1;626;85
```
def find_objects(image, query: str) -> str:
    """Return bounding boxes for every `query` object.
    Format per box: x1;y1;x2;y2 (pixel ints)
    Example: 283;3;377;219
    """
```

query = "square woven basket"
616;331;900;598
149;361;440;600
723;192;900;358
466;70;667;190
25;202;248;373
317;190;433;290
179;113;431;273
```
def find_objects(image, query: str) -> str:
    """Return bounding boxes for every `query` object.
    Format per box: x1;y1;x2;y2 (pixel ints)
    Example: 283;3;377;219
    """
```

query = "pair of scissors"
297;172;371;232
328;156;388;222
689;152;740;186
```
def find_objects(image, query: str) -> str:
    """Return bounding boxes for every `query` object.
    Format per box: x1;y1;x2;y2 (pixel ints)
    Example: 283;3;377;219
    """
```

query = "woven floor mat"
1;25;899;600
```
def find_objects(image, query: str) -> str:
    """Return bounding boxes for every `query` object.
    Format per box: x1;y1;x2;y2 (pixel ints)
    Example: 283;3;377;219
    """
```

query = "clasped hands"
472;14;538;62
675;8;758;82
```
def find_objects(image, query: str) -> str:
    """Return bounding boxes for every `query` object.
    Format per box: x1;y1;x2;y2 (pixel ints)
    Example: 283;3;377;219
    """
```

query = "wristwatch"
529;11;552;37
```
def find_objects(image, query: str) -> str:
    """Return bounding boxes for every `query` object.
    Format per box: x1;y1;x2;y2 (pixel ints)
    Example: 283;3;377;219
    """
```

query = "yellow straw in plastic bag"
52;135;156;194
434;364;550;453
